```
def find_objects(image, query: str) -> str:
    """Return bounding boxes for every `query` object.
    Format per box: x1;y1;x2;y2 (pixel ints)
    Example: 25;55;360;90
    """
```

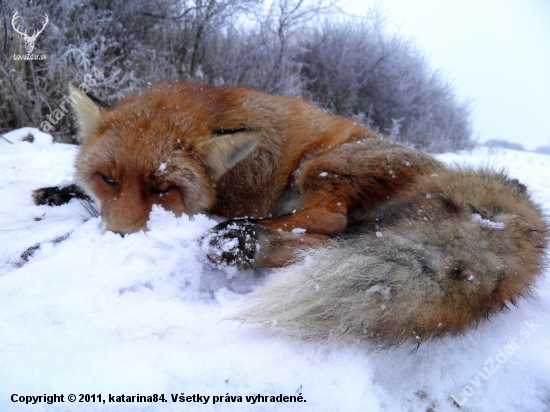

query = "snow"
1;130;549;411
471;213;505;230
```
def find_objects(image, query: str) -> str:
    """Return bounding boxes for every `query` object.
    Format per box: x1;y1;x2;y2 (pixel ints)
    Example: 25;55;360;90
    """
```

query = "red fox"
36;81;548;347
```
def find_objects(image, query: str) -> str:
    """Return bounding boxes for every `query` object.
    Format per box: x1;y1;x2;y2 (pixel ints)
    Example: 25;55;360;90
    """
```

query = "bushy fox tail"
236;169;549;347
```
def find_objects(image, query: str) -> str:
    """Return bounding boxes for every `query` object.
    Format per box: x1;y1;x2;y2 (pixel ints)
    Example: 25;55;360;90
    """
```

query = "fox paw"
203;219;274;270
33;184;90;206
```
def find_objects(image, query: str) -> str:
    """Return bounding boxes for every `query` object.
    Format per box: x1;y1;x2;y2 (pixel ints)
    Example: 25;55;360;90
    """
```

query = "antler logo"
11;11;49;54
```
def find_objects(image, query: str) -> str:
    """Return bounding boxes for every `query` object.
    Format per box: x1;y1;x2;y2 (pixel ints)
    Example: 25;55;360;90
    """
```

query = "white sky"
339;0;550;150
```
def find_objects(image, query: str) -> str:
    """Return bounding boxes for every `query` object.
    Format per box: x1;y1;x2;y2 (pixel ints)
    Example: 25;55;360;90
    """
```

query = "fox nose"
104;216;148;235
106;224;146;235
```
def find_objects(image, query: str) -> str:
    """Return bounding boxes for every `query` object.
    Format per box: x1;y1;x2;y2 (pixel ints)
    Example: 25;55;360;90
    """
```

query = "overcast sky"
339;0;550;150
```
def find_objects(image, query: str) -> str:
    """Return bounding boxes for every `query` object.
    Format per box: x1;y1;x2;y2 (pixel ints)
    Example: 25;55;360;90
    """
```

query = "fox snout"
84;168;194;234
99;196;152;235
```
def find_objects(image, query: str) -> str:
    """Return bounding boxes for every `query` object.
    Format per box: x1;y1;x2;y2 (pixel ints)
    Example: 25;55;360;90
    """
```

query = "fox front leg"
203;219;329;269
33;184;91;206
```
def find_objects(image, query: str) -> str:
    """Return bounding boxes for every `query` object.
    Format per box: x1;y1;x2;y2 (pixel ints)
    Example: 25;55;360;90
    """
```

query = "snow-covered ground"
1;128;549;412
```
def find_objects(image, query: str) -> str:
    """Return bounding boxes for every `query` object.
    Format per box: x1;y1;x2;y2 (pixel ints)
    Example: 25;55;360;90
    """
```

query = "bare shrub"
0;0;472;151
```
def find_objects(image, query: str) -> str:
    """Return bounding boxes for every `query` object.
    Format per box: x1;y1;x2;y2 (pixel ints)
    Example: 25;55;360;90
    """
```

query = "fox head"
69;82;261;234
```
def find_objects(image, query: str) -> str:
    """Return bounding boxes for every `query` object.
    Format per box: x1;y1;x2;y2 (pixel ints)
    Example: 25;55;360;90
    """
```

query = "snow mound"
1;132;549;411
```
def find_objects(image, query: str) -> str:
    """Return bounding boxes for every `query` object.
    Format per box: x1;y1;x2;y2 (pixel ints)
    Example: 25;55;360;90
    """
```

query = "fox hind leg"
261;139;442;236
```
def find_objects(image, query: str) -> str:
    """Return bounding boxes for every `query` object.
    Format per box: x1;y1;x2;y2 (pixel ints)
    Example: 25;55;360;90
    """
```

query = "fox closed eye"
100;173;117;187
150;186;174;195
101;173;174;194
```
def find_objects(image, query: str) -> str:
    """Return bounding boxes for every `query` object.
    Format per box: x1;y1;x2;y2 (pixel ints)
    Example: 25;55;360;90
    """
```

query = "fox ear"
68;82;102;142
195;131;261;181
